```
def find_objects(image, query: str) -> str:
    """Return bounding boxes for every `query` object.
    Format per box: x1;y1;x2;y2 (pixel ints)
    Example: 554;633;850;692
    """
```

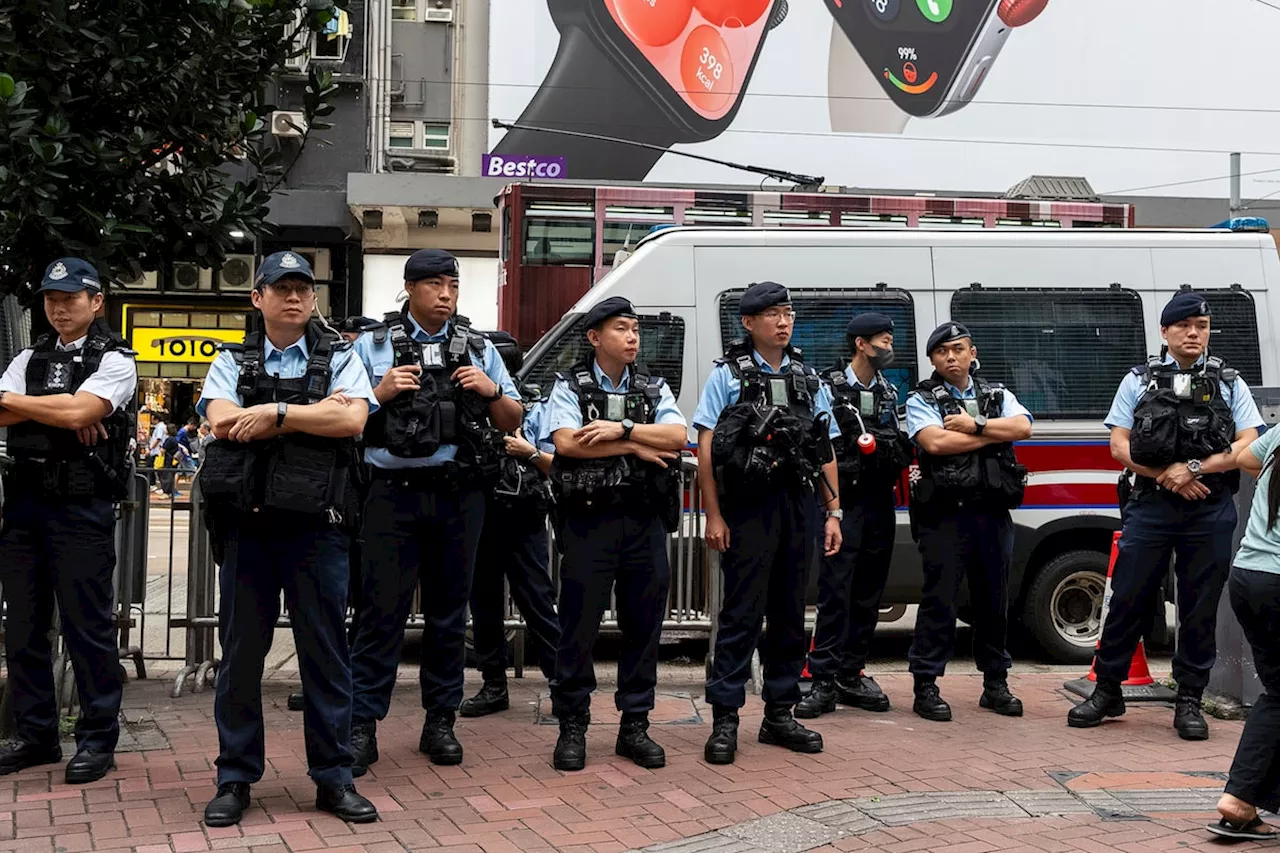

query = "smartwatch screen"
829;0;998;117
601;0;776;121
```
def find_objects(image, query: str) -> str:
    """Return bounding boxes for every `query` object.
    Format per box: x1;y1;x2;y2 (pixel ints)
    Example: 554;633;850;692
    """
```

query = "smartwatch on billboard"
826;0;1047;126
493;0;788;181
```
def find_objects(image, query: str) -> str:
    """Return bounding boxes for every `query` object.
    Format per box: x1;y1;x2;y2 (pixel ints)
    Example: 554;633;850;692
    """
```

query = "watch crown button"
997;0;1047;27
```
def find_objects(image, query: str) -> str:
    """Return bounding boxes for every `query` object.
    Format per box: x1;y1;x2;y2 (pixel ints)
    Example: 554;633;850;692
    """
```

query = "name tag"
963;400;980;418
420;343;443;368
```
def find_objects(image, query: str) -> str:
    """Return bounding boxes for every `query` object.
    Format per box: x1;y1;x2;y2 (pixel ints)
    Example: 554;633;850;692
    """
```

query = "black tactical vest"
198;317;358;521
709;340;833;501
910;373;1027;512
6;318;136;501
548;360;679;528
823;365;912;493
1128;355;1240;495
362;310;492;463
488;384;553;513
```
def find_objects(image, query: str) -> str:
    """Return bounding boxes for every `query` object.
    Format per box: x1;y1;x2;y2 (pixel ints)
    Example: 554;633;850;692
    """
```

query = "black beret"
404;248;460;281
1161;291;1211;326
926;321;974;354
739;281;791;316
846;312;894;340
337;316;380;334
583;296;638;332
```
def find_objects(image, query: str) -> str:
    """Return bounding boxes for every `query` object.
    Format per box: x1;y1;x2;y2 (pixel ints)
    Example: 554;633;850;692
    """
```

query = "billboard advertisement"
488;1;1280;199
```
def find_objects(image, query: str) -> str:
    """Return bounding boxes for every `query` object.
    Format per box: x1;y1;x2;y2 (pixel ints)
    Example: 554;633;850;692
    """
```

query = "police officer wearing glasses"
0;258;136;784
347;249;523;774
696;281;843;766
797;312;912;719
1068;292;1262;739
197;252;379;826
905;322;1032;722
543;297;688;771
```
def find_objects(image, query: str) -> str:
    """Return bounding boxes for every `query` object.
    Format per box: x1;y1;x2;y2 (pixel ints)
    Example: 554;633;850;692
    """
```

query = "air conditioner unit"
425;7;454;22
218;254;256;292
271;111;308;138
117;269;158;290
172;263;213;292
290;247;332;280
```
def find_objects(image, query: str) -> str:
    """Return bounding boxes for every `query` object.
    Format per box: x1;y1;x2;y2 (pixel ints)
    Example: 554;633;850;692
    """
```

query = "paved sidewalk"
0;670;1264;852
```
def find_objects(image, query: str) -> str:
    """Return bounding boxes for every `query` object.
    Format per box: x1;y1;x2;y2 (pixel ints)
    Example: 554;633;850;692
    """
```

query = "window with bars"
717;288;917;400
388;121;415;148
949;286;1146;420
1193;287;1263;386
520;314;686;400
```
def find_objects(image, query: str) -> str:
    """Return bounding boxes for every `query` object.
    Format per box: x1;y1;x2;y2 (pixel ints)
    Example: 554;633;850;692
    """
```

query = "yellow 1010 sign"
130;327;245;364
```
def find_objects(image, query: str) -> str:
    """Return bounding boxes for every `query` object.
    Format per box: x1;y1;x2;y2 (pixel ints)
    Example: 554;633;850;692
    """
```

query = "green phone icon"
915;0;952;22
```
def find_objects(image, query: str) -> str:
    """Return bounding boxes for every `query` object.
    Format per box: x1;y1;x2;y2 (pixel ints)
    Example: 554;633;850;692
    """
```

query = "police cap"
739;281;791;316
404;248;460;282
1160;291;1211;326
38;258;101;294
337;316;381;334
583;296;638;332
925;321;974;355
256;251;315;288
486;329;523;374
846;312;894;341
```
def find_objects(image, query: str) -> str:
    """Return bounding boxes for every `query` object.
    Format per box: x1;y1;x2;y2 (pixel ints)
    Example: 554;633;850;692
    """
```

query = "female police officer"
197;252;379;826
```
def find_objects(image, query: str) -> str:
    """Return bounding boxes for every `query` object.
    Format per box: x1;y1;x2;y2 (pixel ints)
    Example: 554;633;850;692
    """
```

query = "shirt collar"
264;333;308;360
407;312;450;342
592;360;631;392
846;365;882;389
1162;353;1208;369
752;349;791;374
942;378;975;398
55;335;87;352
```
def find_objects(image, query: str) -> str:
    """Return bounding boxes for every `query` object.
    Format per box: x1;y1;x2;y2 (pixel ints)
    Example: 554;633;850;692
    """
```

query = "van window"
718;288;917;399
1198;288;1263;386
950;287;1145;420
519;314;686;400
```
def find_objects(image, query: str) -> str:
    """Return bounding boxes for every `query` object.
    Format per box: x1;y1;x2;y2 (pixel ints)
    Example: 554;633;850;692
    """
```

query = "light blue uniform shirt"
905;377;1032;442
543;361;686;439
522;398;557;455
1235;427;1280;573
692;351;841;438
838;367;901;430
1105;354;1264;432
196;333;378;417
353;314;519;469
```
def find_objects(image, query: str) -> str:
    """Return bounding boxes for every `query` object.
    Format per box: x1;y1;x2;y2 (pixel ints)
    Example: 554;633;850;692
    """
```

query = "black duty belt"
370;463;470;488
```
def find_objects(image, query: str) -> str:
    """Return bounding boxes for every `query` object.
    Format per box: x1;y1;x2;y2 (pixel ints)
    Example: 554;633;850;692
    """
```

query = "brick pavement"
0;670;1265;852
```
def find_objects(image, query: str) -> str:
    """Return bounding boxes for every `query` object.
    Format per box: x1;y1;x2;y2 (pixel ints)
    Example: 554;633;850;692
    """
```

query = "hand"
630;443;679;469
452;365;499;399
705;514;730;552
1173;479;1212;501
376;365;421;399
324;388;354;406
76;421;109;446
943;413;977;434
824;515;843;556
227;404;277;442
574;419;624;446
504;429;537;459
1157;462;1197;492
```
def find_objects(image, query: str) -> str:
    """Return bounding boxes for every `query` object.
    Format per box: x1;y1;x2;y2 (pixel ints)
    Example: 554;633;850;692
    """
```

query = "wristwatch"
1187;459;1203;479
974;414;988;436
276;401;288;428
827;508;845;521
0;390;7;408
620;417;635;440
484;387;504;403
493;0;788;180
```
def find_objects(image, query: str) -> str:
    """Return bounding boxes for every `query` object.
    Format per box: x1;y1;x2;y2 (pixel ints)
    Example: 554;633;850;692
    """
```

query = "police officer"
696;281;843;765
1069;292;1262;739
0;258;135;784
461;333;561;717
347;249;523;774
905;322;1033;722
796;312;911;718
197;252;379;826
542;297;688;771
337;316;382;344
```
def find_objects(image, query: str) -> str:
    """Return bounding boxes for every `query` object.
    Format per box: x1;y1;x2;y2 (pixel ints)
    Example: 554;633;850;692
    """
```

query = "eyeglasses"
264;280;315;298
758;309;797;323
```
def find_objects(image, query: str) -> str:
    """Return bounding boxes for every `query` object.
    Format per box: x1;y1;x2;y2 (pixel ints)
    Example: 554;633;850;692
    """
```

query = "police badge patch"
49;262;68;280
280;253;299;269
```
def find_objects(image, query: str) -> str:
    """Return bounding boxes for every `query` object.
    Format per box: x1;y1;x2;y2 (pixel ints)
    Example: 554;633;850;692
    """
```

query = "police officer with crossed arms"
1068;292;1262;739
0;258;136;784
543;297;688;771
197;252;379;826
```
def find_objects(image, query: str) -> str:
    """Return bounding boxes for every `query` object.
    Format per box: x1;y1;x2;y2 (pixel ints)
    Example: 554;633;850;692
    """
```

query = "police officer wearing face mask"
543;297;688;772
696;281;843;766
347;249;523;775
460;332;561;718
0;258;136;785
1068;292;1262;739
796;312;912;719
197;252;379;826
905;322;1032;723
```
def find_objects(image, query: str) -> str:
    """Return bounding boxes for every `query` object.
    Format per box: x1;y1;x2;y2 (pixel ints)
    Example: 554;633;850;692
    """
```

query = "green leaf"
0;74;14;99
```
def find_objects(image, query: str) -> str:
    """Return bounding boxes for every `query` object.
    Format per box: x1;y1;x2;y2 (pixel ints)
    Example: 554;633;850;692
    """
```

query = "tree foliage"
0;0;346;301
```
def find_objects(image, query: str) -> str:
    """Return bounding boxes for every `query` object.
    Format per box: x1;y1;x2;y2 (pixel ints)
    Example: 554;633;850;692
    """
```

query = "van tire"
1023;550;1109;665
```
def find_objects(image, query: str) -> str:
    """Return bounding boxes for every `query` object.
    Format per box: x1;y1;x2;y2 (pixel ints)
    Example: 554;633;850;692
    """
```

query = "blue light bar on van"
1210;216;1271;232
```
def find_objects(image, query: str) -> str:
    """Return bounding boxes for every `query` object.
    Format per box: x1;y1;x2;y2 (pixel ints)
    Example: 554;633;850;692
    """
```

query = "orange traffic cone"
1063;531;1175;701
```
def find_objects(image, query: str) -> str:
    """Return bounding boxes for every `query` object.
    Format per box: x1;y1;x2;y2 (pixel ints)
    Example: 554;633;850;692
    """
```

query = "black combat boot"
1067;679;1125;728
419;710;464;766
615;712;665;769
0;739;61;776
459;679;510;718
835;674;891;712
349;721;378;778
704;707;739;765
794;679;837;719
1173;689;1209;741
758;704;824;753
203;782;251;827
979;675;1024;717
553;713;589;771
912;678;952;722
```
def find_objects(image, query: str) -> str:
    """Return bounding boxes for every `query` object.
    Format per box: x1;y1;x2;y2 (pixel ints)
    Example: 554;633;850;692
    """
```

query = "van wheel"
1023;551;1108;665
